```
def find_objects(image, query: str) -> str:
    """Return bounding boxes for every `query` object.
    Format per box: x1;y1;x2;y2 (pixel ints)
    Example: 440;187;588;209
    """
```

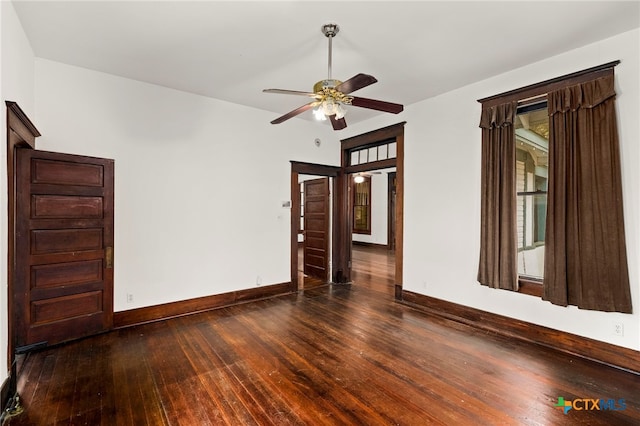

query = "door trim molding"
6;103;40;358
6;102;40;145
5;101;40;413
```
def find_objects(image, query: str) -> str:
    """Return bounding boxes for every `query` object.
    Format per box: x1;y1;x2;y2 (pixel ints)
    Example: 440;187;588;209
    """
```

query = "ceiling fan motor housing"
313;79;342;92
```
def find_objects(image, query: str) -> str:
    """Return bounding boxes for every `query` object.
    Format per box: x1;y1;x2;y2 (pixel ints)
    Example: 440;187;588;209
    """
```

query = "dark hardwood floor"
4;246;639;425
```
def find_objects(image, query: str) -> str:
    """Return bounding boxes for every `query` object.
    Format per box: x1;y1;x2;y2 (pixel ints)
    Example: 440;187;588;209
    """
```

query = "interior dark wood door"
14;149;114;349
303;178;330;281
388;172;397;251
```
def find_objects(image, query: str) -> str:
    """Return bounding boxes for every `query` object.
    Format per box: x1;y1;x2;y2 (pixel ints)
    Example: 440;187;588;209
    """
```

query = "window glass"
388;142;397;158
515;104;548;279
368;147;378;162
351;151;359;165
378;145;388;160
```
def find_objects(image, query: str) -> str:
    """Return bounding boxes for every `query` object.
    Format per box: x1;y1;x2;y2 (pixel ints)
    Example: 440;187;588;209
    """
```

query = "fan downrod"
321;23;339;81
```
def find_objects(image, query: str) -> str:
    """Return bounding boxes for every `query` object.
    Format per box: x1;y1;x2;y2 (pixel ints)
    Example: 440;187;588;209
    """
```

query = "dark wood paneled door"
14;149;114;349
388;172;397;251
303;178;330;281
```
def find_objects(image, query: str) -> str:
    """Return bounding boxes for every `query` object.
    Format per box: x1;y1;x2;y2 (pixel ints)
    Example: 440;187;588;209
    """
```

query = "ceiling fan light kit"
263;23;403;131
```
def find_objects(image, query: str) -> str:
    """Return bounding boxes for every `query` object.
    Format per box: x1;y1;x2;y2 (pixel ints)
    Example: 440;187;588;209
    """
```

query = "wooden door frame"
290;122;405;297
340;122;405;299
290;161;343;291
5;102;40;405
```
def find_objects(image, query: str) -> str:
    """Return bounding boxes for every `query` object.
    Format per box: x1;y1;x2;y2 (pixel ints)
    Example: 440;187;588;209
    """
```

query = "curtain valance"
479;101;517;129
548;75;616;114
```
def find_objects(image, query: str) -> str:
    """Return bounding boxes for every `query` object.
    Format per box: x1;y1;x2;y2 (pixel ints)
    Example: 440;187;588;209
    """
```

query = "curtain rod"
477;60;620;105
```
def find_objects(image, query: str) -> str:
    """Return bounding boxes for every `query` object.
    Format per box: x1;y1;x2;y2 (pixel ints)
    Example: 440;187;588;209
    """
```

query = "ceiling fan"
263;23;404;131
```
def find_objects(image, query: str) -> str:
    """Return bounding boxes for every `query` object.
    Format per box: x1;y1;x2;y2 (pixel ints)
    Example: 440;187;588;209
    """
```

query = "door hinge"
105;246;114;269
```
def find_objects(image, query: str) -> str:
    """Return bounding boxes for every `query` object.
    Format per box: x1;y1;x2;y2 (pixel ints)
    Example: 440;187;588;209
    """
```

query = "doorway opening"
341;122;405;299
349;167;396;295
289;162;342;291
289;123;404;296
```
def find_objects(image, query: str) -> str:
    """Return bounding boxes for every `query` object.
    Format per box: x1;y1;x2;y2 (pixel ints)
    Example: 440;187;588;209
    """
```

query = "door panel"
33;195;104;218
32;158;104;185
303;178;329;281
15;149;114;349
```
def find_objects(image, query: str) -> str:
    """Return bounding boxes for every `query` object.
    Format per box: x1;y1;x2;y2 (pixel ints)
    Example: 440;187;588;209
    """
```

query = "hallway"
298;243;395;293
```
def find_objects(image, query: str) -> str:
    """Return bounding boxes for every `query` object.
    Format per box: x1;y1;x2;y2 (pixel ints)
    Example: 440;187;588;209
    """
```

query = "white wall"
34;59;340;311
353;171;390;246
344;29;640;351
0;0;35;386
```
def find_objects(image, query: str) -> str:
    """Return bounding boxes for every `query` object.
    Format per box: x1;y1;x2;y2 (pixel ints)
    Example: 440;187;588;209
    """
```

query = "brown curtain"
478;101;518;291
543;75;632;313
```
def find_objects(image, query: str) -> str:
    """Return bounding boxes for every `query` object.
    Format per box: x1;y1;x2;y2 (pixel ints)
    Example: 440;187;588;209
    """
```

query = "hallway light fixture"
353;175;365;183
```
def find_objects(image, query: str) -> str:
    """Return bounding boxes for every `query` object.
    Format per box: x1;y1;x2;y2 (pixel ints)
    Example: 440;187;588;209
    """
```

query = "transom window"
349;141;396;166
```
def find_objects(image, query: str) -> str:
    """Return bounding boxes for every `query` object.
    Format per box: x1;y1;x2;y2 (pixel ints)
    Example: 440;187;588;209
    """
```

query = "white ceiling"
11;1;640;127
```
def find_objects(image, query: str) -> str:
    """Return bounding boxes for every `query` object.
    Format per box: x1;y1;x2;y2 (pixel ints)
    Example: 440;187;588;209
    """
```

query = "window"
352;176;371;234
515;103;548;281
477;61;632;313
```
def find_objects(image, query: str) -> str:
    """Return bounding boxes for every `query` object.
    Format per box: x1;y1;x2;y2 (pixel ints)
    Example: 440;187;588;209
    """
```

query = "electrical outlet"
613;322;624;336
126;293;134;303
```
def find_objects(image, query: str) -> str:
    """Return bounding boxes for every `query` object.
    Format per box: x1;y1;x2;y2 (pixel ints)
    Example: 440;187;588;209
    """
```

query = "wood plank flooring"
5;246;640;425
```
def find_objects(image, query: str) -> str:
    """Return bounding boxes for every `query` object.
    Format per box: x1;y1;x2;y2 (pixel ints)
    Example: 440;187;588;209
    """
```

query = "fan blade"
329;115;347;131
263;89;319;98
335;73;377;94
270;102;318;124
351;96;404;114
